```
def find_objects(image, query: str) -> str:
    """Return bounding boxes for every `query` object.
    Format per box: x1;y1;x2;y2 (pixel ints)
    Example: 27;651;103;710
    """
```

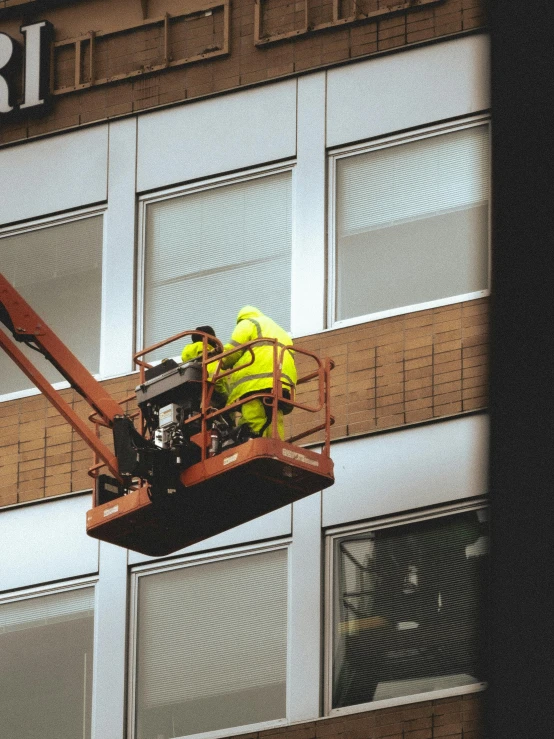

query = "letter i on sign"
20;21;53;110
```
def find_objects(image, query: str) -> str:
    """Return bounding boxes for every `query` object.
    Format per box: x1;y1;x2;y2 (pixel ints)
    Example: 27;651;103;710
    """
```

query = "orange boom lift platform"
1;273;335;556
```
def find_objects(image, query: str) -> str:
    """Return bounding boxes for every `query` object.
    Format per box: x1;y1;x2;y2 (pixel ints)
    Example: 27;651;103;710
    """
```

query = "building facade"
0;1;489;738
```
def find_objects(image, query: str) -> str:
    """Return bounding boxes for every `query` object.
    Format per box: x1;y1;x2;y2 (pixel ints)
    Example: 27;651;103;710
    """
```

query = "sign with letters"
0;21;53;118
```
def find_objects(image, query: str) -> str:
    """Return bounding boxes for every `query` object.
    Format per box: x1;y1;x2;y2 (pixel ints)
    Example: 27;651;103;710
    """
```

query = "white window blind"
143;171;292;361
0;586;95;739
334;124;490;322
0;585;94;633
0;215;103;396
135;548;288;738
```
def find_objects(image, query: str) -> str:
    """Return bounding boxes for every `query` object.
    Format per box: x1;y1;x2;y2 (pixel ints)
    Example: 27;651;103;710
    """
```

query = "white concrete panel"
0;493;99;593
292;72;326;337
100;118;137;377
137;81;297;192
128;503;292;565
327;34;490;148
323;414;489;528
0;126;108;225
92;541;128;739
287;492;322;722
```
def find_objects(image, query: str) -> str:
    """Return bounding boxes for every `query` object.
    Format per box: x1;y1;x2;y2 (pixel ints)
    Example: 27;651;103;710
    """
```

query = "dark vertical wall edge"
487;1;554;737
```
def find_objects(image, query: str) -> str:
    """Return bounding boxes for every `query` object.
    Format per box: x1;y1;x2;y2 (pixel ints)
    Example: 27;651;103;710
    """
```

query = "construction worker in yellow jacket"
181;325;227;403
222;306;296;440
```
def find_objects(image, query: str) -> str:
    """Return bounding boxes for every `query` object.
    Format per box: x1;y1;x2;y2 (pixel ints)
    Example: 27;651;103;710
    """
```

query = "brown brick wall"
289;297;488;443
0;373;139;507
243;693;484;739
0;0;487;146
0;298;488;508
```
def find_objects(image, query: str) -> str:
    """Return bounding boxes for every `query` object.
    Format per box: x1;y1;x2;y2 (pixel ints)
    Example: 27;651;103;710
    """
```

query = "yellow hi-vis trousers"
238;398;285;440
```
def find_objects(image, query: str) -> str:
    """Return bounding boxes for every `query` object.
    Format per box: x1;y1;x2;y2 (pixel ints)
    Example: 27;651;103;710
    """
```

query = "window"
0;213;104;397
327;505;488;711
139;168;292;361
131;546;288;739
0;584;95;739
330;120;490;327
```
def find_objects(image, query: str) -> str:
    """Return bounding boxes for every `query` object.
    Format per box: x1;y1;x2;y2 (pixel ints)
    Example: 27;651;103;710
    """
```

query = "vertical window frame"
323;499;489;716
0;206;107;403
128;539;292;739
136;161;296;357
327;115;492;330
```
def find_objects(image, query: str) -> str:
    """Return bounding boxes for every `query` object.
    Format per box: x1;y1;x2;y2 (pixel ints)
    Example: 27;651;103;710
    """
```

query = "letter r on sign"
0;33;19;114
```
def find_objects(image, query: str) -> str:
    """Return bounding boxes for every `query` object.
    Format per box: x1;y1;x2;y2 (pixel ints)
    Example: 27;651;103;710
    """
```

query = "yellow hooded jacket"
222;306;297;405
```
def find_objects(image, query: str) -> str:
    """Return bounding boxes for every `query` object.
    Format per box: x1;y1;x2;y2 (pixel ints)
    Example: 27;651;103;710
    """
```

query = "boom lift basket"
86;334;335;556
87;436;333;556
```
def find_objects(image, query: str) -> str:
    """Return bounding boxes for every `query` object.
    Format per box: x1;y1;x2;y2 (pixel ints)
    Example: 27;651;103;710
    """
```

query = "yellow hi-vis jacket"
181;341;227;399
222;306;297;405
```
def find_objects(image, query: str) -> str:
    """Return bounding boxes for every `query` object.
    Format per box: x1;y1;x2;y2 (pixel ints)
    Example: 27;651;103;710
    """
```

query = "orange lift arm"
0;273;124;479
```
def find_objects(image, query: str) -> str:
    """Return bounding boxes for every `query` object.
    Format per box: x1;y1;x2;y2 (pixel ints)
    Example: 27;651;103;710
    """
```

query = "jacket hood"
236;305;263;323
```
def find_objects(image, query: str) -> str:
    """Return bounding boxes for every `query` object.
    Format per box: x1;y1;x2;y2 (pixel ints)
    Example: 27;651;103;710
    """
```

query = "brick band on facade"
0;0;486;146
0;299;488;508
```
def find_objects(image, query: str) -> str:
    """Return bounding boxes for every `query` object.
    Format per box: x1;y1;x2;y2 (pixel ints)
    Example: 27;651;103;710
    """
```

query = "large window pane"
143;171;292;360
335;124;489;322
0;215;103;395
0;586;95;739
331;509;488;708
135;548;288;738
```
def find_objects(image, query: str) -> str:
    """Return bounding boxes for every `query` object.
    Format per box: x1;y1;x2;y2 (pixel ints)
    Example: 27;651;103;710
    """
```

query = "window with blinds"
333;123;490;323
0;215;103;396
134;547;288;739
330;508;488;709
142;170;292;361
0;586;95;739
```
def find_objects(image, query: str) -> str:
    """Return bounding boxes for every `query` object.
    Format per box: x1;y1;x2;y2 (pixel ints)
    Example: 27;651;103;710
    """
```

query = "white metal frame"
127;538;292;739
327;115;492;330
323;498;489;716
0;573;97;606
0;205;107;403
293;72;327;338
136;161;297;354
